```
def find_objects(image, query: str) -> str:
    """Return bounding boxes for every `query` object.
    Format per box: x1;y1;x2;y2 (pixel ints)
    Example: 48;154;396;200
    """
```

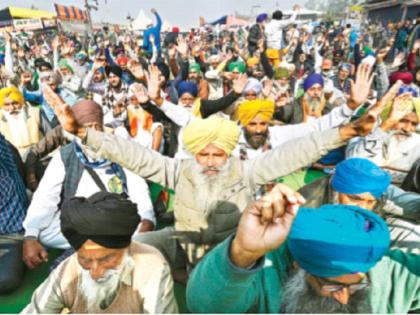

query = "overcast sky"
2;0;307;29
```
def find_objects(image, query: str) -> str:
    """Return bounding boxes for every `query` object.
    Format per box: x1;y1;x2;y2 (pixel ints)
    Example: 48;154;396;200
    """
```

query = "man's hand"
230;184;305;268
151;8;157;14
381;92;413;131
232;74;248;95
339;80;403;140
131;83;149;104
138;219;155;233
262;80;273;98
176;37;189;59
348;63;375;109
293;4;301;12
391;52;406;68
42;84;85;137
23;239;48;269
147;65;162;103
51;36;60;51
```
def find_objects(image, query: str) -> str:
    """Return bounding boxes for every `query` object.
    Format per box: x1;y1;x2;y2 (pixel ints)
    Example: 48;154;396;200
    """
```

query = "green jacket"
187;236;420;313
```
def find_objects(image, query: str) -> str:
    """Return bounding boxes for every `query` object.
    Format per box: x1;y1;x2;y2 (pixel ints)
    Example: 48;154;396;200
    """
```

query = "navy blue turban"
178;81;198;98
303;73;324;92
288;205;390;277
332;158;391;199
256;13;268;23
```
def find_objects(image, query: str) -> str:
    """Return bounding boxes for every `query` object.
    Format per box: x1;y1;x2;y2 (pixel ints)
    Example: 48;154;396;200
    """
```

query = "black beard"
282;269;372;314
110;80;122;89
244;128;268;150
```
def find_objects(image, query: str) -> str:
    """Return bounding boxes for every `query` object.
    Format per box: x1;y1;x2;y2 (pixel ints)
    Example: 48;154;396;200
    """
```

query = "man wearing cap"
22;192;177;313
186;185;420;313
22;99;155;269
299;157;420;253
248;13;267;56
347;92;420;186
0;86;45;160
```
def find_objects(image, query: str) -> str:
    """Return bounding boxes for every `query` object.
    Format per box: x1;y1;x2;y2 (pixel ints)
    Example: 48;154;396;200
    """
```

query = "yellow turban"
247;57;260;67
183;116;240;156
380;98;420;121
266;48;280;59
0;86;24;108
234;99;275;126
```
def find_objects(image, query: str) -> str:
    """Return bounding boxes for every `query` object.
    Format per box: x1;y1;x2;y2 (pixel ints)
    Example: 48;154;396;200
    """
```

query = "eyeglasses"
315;276;370;293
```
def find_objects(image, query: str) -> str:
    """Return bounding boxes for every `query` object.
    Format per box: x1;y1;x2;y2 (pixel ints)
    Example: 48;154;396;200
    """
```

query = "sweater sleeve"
187;235;263;313
200;91;239;118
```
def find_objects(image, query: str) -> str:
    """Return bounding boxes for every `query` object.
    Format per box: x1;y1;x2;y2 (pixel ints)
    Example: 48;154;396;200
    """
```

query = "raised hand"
349;63;375;109
391;52;406;68
147;65;162;101
176;36;189;58
51;36;60;51
232;74;248;95
262;80;273;98
230;184;305;268
128;61;145;80
131;83;149;104
382;91;413;131
340;80;403;139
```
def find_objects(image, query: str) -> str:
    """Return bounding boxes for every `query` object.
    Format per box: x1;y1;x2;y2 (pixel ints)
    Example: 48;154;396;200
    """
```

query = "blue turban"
288;205;390;277
332;158;391;199
303;73;324;92
256;13;268;23
178;81;198;98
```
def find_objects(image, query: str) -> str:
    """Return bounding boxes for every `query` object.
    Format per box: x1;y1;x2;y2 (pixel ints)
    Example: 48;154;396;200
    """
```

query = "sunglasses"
315;276;369;293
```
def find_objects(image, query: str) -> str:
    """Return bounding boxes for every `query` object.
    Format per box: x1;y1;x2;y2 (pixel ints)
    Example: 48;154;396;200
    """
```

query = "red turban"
389;72;413;85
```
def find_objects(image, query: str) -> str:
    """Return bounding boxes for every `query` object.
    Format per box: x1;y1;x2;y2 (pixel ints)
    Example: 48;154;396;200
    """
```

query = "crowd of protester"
0;4;419;313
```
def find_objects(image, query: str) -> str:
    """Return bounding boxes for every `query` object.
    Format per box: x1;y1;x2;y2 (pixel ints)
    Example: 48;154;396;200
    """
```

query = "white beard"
3;109;31;148
78;253;134;313
190;159;231;210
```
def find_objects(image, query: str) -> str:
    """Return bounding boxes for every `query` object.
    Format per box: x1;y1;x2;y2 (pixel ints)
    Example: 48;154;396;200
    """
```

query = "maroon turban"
389;72;413;85
72;100;103;126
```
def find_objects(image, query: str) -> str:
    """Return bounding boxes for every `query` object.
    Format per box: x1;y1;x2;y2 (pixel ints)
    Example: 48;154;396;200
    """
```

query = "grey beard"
304;93;324;113
282;269;372;313
190;159;231;210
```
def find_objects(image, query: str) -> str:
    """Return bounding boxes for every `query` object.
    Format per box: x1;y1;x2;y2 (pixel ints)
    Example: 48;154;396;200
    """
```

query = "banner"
13;18;43;31
54;4;89;22
42;19;57;29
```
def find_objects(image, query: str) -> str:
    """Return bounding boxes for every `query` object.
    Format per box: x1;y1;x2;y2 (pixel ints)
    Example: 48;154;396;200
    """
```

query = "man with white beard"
22;192;178;313
0;86;44;161
186;185;420;313
347;92;420;186
22;99;155;270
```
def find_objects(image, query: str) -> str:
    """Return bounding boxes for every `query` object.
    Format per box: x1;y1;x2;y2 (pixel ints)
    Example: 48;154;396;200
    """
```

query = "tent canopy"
8;6;56;19
131;9;153;30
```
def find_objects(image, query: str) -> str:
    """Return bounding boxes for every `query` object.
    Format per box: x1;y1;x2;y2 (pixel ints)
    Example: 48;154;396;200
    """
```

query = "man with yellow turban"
0;86;45;160
44;56;382;284
230;64;378;163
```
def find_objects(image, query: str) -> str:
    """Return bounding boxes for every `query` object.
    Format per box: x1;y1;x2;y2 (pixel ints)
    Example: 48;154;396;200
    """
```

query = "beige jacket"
84;128;345;254
22;242;178;313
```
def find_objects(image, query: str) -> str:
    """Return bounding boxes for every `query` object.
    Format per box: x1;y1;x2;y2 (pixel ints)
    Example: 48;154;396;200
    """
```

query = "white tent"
131;9;153;30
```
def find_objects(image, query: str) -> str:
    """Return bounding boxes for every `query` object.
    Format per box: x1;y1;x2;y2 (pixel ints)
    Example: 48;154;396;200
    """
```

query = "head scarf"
389;71;414;85
72;100;104;126
189;62;201;74
274;68;289;80
288;205;390;277
243;78;263;95
183;116;240;155
256;13;268;23
116;56;129;67
246;57;260;68
105;65;123;78
61;191;140;250
339;62;352;73
266;49;280;60
332;158;391;199
228;61;246;73
178;81;198;98
303;73;324;92
0;86;24;108
58;59;74;73
235;99;275;126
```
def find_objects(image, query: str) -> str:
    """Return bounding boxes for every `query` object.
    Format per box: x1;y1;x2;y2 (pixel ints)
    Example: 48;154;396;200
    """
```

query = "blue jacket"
142;12;162;54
